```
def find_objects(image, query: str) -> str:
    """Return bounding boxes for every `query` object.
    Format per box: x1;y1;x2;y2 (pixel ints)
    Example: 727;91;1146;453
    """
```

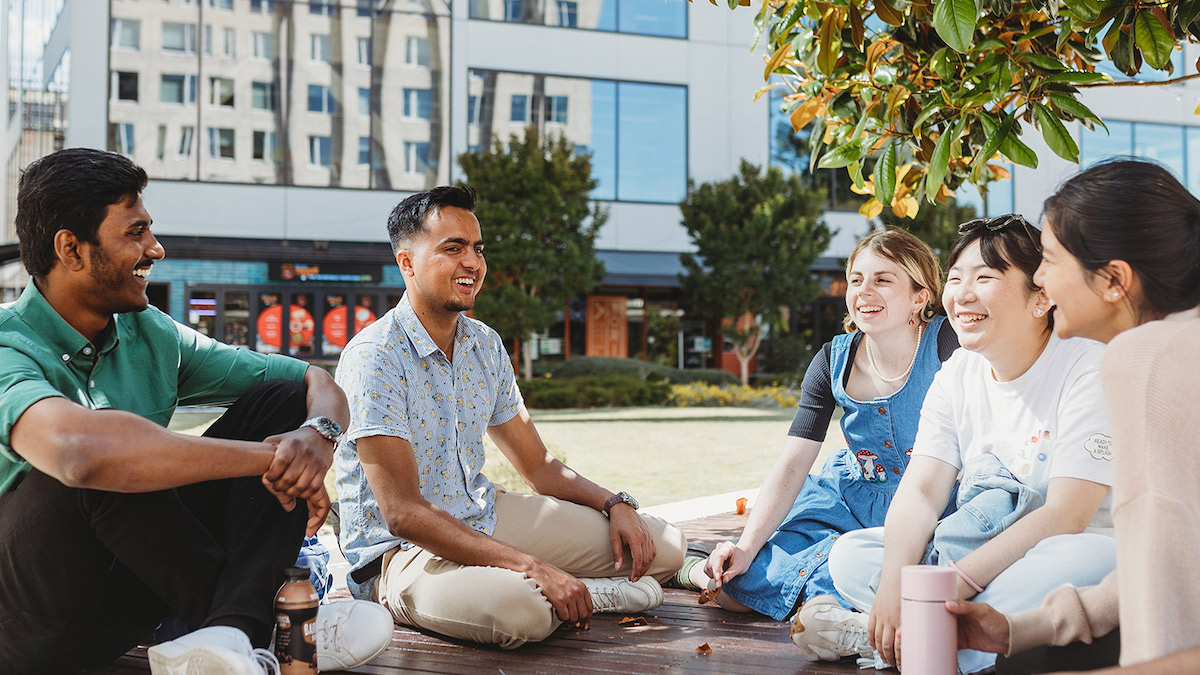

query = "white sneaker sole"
147;644;248;675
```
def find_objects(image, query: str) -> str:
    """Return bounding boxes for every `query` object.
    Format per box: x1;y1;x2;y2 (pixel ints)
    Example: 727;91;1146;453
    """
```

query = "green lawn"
172;406;846;507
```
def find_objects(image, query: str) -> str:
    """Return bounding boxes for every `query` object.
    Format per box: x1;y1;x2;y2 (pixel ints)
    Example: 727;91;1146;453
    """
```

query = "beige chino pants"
373;491;686;648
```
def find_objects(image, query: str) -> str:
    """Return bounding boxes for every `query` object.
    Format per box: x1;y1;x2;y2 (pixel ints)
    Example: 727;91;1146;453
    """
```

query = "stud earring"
1034;308;1045;317
1110;292;1120;301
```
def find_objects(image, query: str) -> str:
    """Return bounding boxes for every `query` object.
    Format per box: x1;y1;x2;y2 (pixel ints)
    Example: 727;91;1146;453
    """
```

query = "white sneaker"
148;625;280;675
790;595;873;661
581;576;664;614
315;600;393;671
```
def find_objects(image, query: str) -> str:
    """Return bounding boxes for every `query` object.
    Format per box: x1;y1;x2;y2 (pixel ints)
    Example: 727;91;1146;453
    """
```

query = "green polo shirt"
0;283;310;495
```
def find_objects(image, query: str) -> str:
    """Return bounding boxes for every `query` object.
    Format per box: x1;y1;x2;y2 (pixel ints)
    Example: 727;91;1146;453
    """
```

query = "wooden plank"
83;512;864;675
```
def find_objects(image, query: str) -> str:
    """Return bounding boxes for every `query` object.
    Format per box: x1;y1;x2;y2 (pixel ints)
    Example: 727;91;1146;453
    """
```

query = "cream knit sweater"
1007;311;1200;666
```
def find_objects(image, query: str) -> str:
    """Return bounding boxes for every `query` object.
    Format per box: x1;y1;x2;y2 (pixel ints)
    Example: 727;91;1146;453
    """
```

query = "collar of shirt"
7;283;120;363
395;293;484;362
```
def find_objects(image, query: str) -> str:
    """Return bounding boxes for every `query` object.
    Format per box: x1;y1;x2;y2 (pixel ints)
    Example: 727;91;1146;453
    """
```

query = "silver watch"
299;416;343;444
602;491;639;518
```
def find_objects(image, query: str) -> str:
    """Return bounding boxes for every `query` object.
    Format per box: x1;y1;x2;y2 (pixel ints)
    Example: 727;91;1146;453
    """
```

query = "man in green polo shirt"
0;148;391;673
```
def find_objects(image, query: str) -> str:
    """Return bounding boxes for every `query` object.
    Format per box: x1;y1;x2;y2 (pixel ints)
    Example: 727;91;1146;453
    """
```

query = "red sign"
257;305;315;349
322;305;378;348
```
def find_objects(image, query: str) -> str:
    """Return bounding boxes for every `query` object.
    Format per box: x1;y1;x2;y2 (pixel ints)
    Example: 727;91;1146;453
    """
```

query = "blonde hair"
843;229;944;333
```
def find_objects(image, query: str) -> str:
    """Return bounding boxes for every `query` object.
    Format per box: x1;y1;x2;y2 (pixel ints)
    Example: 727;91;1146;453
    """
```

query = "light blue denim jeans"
827;455;1115;674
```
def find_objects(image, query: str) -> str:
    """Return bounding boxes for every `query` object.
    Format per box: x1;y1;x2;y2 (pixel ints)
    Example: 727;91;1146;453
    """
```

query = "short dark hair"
15;148;148;278
948;214;1044;295
1043;158;1200;318
387;185;478;253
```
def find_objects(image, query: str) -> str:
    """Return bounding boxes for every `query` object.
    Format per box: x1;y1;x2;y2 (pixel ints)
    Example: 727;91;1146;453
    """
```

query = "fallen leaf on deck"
696;642;713;655
735;497;748;515
699;588;718;604
560;619;590;631
618;616;647;626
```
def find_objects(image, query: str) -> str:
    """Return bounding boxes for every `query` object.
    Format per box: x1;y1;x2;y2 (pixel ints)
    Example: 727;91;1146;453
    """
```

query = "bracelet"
948;559;985;594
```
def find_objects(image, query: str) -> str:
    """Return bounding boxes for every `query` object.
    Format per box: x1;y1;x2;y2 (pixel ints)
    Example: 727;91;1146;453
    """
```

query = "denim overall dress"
721;315;947;620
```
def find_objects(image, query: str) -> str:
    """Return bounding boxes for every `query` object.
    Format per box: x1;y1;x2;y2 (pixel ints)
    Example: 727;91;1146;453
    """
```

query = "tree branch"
1080;72;1200;88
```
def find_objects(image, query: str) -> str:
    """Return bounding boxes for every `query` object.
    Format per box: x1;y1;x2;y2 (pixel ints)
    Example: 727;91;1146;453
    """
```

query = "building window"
358;87;371;115
468;95;481;126
405;36;429;67
357;0;376;17
309;135;333;167
404;141;431;174
209;0;234;9
252;31;274;60
251;81;277;111
503;0;523;21
111;18;140;51
162;22;197;54
209;77;235;107
544;96;568;124
403;88;432;120
179;126;195;157
357;37;372;66
111;71;139;102
308;85;338;114
253;130;277;162
109;123;135;155
161;74;196;104
208;127;235;159
358;136;371;165
204;25;213;56
510;94;528;123
309;0;339;16
223;27;236;58
156;125;168;160
556;1;578;27
250;0;277;13
311;34;332;63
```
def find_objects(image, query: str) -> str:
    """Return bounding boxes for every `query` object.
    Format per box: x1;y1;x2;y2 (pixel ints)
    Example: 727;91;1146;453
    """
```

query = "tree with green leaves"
695;0;1199;216
457;126;607;379
680;160;833;385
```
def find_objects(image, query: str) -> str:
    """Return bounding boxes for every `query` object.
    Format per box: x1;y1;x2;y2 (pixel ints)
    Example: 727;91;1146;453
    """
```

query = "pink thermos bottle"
900;565;957;675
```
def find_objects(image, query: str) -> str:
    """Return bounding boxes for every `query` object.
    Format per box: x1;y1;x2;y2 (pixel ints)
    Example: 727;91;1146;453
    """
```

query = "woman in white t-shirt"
802;215;1116;674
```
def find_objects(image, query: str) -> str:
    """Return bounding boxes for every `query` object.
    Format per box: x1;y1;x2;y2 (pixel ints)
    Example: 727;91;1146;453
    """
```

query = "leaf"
1133;11;1174;70
932;0;978;53
913;101;946;131
1047;92;1107;131
1179;0;1200;30
973;38;1006;52
999;126;1039;168
925;118;963;202
1034;102;1080;162
790;96;823;131
859;197;885;218
850;3;866;46
931;47;956;80
1017;52;1068;71
963;53;1001;80
1044;70;1112;84
817;139;867;169
875;0;906;26
817;14;843;75
874;142;898;204
1062;0;1101;22
886;84;911;120
1057;17;1075;50
893;194;919;218
972;112;1016;182
808;117;827;173
763;41;793;80
866;38;896;74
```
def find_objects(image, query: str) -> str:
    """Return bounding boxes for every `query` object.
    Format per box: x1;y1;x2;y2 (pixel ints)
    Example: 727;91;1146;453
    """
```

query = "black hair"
386;185;478;253
948;214;1045;294
15;148;148;278
1043;158;1200;318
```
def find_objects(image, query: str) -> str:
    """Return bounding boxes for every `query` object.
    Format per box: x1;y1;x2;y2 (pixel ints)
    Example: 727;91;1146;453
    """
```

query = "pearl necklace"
865;324;923;383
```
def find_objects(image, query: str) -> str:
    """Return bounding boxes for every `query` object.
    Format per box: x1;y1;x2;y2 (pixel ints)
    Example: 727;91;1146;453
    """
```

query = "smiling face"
845;249;928;335
944;240;1048;358
1034;220;1122;342
79;194;164;314
398;205;486;316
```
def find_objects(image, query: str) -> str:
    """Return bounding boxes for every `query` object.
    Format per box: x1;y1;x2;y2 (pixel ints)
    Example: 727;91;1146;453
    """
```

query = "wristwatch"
602;491;639;518
299;416;343;444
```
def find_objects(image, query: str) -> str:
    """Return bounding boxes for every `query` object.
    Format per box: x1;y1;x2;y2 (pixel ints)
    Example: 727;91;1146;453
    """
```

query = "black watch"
300;416;343;444
602;491;638;518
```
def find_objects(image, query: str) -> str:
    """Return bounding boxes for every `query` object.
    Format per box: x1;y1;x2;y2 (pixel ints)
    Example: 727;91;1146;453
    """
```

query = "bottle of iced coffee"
274;566;319;674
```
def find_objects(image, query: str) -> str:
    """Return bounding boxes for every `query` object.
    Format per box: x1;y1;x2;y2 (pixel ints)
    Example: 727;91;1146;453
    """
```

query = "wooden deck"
84;512;862;674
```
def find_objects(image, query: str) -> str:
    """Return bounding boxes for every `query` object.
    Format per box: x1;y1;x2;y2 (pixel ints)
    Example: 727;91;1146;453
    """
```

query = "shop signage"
270;262;382;283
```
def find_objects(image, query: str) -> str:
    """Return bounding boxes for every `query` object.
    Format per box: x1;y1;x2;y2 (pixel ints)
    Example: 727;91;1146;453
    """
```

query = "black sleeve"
788;341;837;441
936;318;960;362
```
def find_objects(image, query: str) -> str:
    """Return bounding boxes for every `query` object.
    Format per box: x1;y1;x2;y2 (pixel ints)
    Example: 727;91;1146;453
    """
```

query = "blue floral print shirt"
333;293;524;599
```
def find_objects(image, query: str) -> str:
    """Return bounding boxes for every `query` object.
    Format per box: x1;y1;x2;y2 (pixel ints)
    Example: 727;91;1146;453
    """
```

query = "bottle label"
274;606;318;673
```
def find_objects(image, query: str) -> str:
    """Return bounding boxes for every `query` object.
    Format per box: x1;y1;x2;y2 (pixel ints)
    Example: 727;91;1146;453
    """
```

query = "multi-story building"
3;0;1197;373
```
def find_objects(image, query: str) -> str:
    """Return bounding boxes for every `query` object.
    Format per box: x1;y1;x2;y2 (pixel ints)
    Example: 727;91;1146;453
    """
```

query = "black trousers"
0;380;310;672
996;629;1122;674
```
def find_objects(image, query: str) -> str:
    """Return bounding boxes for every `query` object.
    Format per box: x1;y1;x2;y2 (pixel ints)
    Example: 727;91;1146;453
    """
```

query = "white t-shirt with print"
913;333;1114;531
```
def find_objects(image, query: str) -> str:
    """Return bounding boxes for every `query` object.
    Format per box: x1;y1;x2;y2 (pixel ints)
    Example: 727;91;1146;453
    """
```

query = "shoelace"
250;647;281;675
589;585;623;613
316;614;347;654
856;652;891;670
835;621;872;656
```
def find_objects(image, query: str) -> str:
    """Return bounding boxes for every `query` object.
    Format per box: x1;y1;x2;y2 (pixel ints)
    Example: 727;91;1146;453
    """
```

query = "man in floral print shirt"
333;186;685;648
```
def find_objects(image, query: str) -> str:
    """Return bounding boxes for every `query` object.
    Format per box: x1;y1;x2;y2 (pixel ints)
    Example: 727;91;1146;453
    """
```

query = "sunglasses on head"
957;213;1036;236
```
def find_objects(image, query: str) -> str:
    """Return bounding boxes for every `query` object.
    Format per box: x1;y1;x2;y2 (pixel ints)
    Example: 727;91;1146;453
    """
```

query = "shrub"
518;374;671;409
667;383;801;409
548;357;737;385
